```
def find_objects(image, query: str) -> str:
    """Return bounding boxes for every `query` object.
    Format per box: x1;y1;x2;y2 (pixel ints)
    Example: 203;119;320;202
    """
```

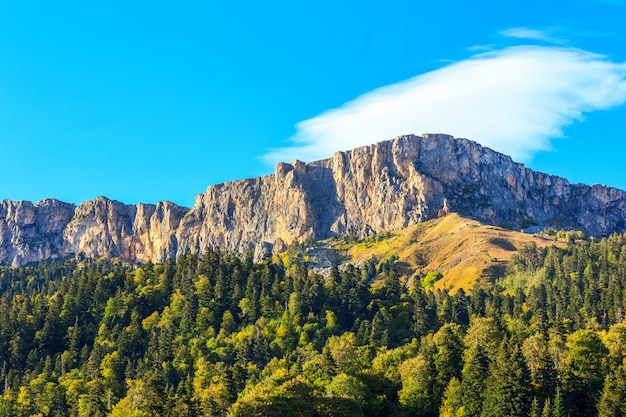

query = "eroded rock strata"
1;134;625;266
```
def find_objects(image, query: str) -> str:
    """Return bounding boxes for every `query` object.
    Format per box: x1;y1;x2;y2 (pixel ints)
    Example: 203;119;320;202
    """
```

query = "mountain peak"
1;133;625;266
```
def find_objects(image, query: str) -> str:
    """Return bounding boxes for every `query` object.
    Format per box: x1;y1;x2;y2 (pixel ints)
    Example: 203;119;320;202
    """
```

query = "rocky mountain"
0;197;188;267
2;133;626;266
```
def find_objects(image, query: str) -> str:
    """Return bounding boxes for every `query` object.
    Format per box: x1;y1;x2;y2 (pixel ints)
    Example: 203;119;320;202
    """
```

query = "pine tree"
432;324;463;399
383;268;401;304
530;397;541;417
460;344;489;416
541;398;551;417
84;379;108;417
481;341;533;417
551;387;566;417
439;377;464;417
66;316;81;370
413;285;429;339
597;365;626;417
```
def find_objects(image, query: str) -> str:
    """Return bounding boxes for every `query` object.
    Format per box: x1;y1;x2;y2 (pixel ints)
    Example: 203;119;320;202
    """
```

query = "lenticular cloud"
263;45;626;165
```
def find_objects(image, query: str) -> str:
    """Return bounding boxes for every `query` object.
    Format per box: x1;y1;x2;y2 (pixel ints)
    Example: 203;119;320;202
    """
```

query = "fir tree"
481;341;533;417
439;377;464;417
460;343;489;416
551;387;566;417
597;365;626;417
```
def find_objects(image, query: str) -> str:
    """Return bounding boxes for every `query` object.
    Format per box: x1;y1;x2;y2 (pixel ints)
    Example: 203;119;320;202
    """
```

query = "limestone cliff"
175;134;626;259
0;197;187;266
1;134;626;266
0;199;75;266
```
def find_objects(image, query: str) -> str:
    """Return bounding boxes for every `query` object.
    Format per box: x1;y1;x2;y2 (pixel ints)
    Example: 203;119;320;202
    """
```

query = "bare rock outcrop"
0;197;188;266
0;199;75;266
1;134;625;266
175;134;626;259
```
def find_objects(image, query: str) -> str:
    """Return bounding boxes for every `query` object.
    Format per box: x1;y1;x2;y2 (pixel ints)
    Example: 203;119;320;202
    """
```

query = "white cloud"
500;27;567;44
263;45;626;165
467;44;497;52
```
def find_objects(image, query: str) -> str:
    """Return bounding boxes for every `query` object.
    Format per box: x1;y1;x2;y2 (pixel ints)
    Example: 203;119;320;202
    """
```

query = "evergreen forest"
1;231;626;416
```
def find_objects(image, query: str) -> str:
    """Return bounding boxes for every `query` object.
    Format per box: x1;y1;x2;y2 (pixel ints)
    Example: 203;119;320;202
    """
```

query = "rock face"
0;197;188;267
1;134;626;266
0;199;75;267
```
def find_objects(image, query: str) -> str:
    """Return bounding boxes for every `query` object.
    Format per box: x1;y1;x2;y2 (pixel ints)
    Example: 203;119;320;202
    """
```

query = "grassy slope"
334;213;561;293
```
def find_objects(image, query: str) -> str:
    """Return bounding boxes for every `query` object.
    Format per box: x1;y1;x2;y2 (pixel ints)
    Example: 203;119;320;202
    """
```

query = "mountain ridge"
2;133;626;266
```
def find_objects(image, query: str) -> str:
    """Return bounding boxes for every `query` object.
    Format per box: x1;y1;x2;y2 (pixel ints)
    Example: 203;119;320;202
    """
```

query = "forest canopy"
0;232;626;416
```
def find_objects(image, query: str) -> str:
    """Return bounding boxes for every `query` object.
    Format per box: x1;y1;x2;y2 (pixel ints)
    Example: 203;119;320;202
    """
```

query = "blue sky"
1;0;625;207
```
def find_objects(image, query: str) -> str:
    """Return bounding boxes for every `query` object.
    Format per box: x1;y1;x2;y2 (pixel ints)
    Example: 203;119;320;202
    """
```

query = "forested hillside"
1;231;626;416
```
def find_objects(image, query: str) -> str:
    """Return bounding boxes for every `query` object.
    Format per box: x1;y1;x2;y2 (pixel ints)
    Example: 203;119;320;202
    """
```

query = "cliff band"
2;134;625;266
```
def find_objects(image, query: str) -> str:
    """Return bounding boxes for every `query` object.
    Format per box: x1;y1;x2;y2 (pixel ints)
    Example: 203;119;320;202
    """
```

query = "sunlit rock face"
1;134;625;266
0;199;75;267
0;197;188;266
175;133;626;260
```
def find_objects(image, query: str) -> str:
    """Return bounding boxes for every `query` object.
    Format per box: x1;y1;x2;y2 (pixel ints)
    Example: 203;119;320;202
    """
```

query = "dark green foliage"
597;364;626;417
461;343;489;416
1;232;626;415
481;341;533;417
